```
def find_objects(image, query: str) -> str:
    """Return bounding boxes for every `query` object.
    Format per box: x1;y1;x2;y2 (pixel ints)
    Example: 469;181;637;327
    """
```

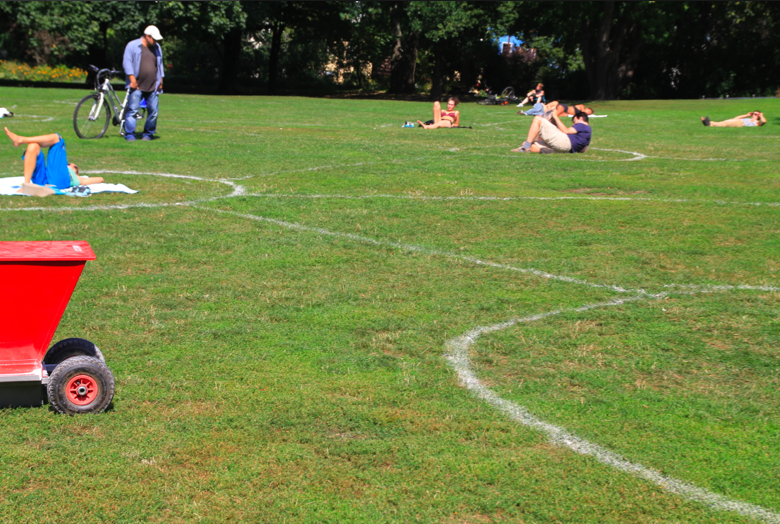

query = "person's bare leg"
710;119;744;128
22;143;41;183
511;116;544;151
77;176;104;185
417;120;450;129
5;128;61;148
432;101;442;124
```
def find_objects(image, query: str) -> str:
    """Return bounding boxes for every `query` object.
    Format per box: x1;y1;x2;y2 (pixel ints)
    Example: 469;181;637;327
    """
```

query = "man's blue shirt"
122;37;164;90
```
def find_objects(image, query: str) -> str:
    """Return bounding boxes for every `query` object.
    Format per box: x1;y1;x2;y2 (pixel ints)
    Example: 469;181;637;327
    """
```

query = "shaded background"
1;1;778;100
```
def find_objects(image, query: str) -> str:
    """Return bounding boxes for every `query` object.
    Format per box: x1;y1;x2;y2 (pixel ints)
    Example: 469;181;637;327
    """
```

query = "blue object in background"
497;35;523;55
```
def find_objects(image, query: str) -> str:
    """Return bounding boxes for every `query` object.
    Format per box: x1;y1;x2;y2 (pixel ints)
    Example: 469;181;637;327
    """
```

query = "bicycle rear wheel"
73;94;110;139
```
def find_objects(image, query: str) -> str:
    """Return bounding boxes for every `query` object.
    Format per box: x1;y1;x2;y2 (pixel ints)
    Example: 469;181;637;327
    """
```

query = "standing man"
122;25;164;142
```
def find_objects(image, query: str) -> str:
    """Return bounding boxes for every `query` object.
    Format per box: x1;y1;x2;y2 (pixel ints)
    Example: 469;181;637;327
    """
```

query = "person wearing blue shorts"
4;128;104;194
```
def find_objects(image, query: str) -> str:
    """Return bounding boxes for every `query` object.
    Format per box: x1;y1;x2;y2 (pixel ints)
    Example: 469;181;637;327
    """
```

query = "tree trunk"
268;22;285;94
429;44;444;101
388;4;417;94
217;27;242;94
581;0;640;100
85;21;110;87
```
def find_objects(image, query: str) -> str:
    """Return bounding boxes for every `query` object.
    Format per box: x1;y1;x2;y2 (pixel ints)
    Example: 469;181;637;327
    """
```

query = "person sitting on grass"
511;110;592;154
519;100;594;118
418;97;460;128
517;83;544;107
701;111;766;127
5;127;104;194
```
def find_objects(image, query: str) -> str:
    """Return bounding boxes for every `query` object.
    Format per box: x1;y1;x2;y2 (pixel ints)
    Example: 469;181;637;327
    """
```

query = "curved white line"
13;114;56;122
445;299;780;524
0;170;244;212
589;147;647;161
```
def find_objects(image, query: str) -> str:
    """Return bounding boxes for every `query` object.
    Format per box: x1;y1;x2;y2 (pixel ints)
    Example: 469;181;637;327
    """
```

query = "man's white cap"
144;25;163;41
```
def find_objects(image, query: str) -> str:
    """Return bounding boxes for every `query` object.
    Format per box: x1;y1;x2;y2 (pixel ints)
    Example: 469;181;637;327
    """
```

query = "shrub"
0;60;87;83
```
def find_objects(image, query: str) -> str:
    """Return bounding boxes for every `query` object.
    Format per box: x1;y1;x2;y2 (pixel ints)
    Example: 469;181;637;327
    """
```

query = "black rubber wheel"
47;356;114;415
44;338;105;366
500;86;515;99
73;94;110;139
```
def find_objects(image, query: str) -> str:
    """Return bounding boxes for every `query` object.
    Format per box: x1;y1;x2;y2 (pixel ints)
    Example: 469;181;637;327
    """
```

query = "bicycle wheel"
73;94;110;139
500;86;515;99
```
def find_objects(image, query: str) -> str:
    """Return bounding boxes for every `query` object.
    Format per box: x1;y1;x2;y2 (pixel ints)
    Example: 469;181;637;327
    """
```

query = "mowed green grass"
0;86;778;523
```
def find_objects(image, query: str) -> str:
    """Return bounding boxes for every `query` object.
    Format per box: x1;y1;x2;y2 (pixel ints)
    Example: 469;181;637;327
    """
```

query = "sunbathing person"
518;83;544;107
519;100;594;119
418;97;460;128
701;111;766;127
4;127;104;194
511;110;591;154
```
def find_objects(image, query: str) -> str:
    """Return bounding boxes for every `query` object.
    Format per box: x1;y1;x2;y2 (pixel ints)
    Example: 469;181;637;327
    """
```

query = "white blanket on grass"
0;176;138;196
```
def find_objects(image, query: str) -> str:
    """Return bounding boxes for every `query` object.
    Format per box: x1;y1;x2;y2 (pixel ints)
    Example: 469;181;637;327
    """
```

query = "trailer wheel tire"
47;356;114;415
44;338;105;365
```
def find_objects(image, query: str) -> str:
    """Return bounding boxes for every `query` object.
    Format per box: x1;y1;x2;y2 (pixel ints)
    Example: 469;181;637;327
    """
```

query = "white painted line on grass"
195;206;646;295
13;114;56;122
664;283;780;293
0;171;244;212
445;298;780;524
241;191;780;208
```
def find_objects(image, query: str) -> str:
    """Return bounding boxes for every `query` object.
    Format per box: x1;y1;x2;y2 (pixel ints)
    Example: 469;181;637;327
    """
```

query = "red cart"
0;241;114;414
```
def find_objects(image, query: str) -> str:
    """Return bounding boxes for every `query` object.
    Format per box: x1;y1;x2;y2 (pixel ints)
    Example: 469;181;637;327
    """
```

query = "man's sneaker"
701;116;711;126
125;134;136;142
142;136;153;141
517;103;524;107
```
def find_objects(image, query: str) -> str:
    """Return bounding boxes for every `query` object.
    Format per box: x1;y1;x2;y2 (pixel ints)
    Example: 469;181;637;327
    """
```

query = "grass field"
1;86;778;523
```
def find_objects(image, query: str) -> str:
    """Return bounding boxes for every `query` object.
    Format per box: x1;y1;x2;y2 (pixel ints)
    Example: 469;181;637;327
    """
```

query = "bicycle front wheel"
73;94;110;139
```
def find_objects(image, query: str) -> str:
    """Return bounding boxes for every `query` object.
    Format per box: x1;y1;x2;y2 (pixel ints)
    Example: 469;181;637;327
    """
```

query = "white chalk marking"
13;114;55;122
0;170;244;212
589;148;647;161
194;206;644;295
663;283;780;293
241;192;780;208
445;298;780;524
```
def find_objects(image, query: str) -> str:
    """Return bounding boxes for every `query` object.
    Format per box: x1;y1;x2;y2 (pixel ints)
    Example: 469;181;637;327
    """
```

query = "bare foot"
4;127;24;147
416;120;428;128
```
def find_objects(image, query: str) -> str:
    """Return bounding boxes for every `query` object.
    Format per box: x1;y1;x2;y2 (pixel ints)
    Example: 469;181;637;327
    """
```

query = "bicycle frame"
88;70;132;136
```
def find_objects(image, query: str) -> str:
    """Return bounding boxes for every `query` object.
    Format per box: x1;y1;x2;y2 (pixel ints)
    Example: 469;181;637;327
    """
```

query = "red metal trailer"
0;241;114;414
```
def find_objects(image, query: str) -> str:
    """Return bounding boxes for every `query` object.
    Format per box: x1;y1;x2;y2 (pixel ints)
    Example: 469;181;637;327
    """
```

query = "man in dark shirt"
511;111;592;154
122;26;165;142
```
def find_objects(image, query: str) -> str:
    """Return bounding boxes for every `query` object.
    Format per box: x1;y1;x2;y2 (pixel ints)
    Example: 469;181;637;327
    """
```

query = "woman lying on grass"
701;111;766;127
4;127;104;195
519;101;594;118
418;97;460;128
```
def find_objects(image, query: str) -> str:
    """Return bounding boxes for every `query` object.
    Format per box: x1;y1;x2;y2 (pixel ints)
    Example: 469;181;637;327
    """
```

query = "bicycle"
477;86;518;106
73;65;144;139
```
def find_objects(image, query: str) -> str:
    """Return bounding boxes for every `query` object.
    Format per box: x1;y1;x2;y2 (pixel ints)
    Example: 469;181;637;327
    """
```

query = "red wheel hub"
66;375;99;405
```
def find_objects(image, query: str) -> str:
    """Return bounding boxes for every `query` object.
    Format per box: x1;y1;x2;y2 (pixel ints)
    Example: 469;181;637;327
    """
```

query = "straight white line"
445;298;780;524
664;283;780;293
241;191;780;208
194;206;645;295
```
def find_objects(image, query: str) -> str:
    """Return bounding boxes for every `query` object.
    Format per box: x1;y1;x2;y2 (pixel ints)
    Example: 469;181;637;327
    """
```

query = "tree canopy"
1;1;778;99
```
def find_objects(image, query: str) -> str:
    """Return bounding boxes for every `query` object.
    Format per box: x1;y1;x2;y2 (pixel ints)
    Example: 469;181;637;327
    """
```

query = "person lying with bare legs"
418;97;460;128
701;111;766;127
4;127;103;195
519;100;594;118
511;110;592;154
